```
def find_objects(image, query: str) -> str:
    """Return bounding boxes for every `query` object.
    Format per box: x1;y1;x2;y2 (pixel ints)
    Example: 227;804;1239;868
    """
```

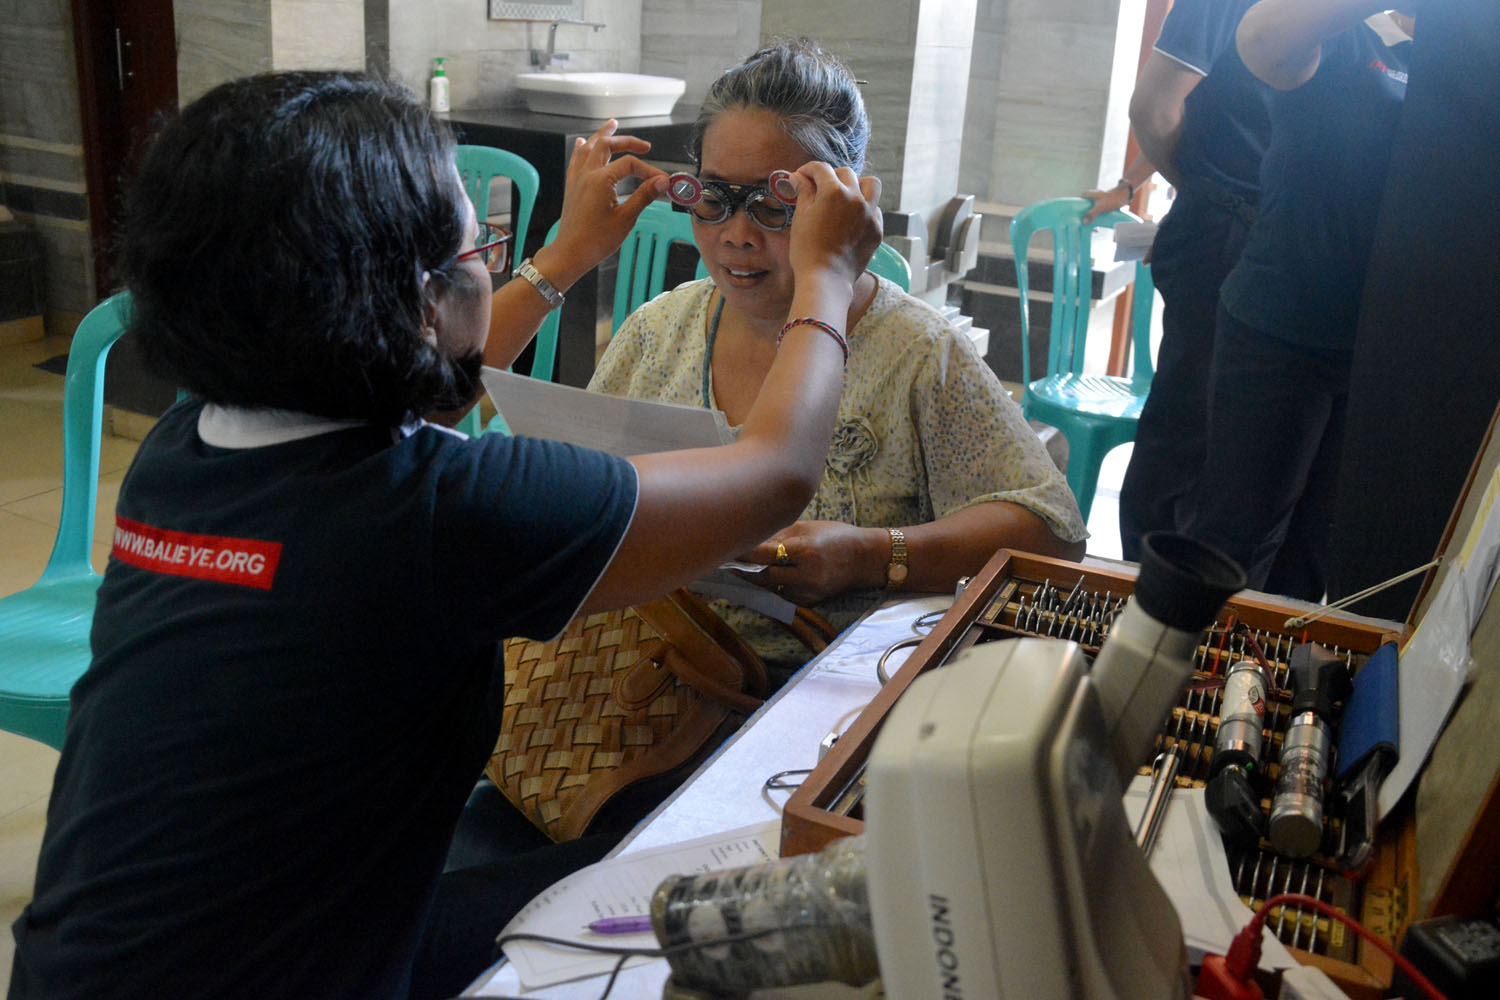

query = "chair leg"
0;702;69;751
1063;430;1107;524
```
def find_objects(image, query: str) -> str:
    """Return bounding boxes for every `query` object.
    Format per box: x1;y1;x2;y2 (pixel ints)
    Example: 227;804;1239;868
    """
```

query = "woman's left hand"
742;520;883;606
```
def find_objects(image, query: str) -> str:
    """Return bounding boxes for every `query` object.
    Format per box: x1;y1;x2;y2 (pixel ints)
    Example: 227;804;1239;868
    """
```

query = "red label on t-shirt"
111;516;282;590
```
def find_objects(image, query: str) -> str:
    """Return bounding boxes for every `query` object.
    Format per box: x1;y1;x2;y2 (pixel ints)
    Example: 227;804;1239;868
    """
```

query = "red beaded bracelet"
777;317;849;366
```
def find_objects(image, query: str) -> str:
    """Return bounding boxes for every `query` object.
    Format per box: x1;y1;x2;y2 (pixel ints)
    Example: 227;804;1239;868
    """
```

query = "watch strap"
884;527;908;590
514;257;565;308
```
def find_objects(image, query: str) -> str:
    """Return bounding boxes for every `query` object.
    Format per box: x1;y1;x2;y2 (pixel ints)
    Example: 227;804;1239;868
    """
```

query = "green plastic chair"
0;292;131;748
455;146;541;436
1010;196;1156;521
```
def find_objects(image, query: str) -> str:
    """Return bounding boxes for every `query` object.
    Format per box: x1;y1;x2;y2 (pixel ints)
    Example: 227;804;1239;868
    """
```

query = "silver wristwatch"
513;257;565;308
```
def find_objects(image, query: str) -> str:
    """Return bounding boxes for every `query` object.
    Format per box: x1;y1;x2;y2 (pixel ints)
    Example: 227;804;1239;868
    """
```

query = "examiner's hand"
783;164;883;291
741;520;883;606
542;120;669;288
1081;182;1129;223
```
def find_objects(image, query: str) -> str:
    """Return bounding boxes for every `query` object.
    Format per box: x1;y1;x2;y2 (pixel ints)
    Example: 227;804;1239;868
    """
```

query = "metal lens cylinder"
650;835;878;991
1269;709;1331;858
768;169;799;204
1215;659;1268;765
667;173;703;206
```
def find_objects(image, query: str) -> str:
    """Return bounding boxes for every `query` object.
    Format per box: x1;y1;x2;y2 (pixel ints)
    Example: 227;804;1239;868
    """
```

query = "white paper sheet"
1376;465;1500;814
1378;568;1472;815
480;367;732;456
497;821;781;990
1123;781;1297;971
1112;220;1158;261
1457;468;1500;635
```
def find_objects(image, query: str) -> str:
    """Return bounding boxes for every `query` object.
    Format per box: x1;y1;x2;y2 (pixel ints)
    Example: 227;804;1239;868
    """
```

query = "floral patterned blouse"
588;275;1086;673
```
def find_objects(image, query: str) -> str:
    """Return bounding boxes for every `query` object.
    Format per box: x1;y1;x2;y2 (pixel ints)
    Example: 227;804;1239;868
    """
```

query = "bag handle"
633;590;767;710
631;591;839;711
785;606;836;651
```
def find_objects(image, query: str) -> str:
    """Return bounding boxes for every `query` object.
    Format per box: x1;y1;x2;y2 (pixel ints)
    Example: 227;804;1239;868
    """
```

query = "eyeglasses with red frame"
458;222;514;274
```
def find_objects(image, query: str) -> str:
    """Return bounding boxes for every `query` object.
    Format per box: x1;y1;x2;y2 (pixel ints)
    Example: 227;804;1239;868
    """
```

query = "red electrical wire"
1239;627;1275;677
1227;892;1448;1000
1211;614;1236;675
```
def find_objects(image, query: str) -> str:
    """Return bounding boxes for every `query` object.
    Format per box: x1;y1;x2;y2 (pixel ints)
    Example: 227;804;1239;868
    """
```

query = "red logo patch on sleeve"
111;516;283;590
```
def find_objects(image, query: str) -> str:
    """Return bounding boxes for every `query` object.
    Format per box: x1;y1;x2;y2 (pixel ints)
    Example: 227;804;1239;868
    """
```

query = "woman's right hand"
536;120;670;291
783;163;884;292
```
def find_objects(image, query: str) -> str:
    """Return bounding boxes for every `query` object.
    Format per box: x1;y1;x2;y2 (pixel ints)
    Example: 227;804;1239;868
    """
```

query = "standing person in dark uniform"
1084;0;1271;562
1182;1;1413;598
1332;0;1500;620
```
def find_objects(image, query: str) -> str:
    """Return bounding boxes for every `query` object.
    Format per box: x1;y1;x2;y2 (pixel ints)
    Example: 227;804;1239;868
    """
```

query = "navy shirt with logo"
11;399;637;999
1220;21;1411;347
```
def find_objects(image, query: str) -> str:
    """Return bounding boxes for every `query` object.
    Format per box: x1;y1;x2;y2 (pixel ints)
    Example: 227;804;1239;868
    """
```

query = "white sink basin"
515;72;686;119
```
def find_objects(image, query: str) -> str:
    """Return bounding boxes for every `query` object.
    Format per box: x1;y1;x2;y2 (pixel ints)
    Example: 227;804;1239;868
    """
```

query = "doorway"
71;0;177;295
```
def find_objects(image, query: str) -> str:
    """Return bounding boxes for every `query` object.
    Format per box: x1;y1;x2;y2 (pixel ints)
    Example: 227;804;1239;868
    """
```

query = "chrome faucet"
531;19;606;70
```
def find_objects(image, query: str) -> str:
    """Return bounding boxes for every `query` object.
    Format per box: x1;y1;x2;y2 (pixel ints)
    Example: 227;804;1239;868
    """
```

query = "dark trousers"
409;779;617;1000
1119;187;1254;561
1181;307;1352;601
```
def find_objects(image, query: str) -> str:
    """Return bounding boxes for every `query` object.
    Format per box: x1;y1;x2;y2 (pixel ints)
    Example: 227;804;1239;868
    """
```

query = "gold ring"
775;542;790;566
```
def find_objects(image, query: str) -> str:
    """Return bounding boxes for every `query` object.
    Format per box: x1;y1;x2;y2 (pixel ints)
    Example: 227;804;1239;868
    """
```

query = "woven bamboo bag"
487;588;832;842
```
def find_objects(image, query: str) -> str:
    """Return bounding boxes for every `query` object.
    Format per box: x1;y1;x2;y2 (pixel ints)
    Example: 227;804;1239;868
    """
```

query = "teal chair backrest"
1010;197;1151;384
868;242;912;292
0;291;131;747
611;202;707;334
47;292;131;580
525;219;568;385
456;145;541;264
453;147;541;436
1127;257;1156;393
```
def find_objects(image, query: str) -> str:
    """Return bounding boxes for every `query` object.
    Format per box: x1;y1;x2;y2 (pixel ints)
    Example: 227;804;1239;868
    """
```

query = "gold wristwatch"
884;527;908;590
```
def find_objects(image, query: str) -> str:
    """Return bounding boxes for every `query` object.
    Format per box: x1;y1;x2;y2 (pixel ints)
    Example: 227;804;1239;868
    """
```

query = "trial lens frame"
666;170;800;231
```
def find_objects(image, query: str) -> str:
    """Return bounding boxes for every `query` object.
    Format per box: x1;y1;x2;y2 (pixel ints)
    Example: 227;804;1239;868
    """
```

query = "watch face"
888;564;909;585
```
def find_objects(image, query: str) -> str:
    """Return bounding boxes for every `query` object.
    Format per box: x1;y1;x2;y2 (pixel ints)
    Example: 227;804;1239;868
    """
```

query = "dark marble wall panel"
0;0;91;322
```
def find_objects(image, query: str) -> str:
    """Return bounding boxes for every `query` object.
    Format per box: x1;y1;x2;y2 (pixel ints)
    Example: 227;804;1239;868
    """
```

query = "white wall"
640;0;762;108
960;0;1142;209
387;0;643;110
272;0;365;74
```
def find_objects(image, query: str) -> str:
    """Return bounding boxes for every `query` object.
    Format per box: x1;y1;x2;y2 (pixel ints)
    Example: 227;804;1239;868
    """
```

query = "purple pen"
585;915;654;935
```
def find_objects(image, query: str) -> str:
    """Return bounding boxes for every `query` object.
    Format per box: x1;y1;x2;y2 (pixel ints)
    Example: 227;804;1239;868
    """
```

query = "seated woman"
590;41;1087;672
10;72;881;999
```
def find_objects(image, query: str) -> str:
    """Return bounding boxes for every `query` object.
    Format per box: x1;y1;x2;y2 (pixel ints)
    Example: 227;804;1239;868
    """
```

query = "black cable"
493;925;791;1000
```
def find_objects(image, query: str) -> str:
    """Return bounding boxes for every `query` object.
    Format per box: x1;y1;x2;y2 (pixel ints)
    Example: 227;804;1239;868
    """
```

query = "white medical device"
864;533;1244;999
653;534;1244;999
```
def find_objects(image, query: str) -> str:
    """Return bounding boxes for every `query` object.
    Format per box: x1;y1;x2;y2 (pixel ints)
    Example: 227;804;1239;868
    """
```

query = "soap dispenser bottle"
429;57;451;113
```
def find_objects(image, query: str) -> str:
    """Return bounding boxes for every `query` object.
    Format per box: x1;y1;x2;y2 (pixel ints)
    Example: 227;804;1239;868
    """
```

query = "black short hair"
122;71;480;424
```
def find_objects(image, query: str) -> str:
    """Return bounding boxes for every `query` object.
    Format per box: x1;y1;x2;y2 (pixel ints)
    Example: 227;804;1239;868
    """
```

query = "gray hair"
692;40;869;174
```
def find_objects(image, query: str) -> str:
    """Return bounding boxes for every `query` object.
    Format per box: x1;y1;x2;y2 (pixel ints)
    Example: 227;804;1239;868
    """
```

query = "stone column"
960;0;1146;211
176;0;364;106
761;0;978;228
